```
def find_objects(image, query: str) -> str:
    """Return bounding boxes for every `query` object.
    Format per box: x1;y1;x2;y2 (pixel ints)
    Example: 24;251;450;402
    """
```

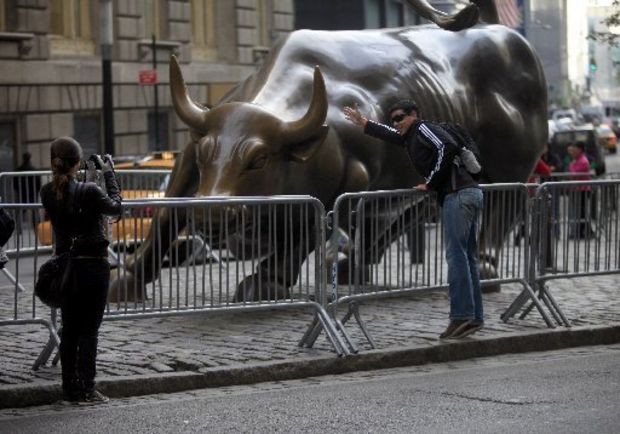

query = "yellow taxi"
114;151;179;170
596;125;617;154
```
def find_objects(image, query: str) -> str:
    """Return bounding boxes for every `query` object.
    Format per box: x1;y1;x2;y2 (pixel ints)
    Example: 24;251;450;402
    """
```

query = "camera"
88;154;113;170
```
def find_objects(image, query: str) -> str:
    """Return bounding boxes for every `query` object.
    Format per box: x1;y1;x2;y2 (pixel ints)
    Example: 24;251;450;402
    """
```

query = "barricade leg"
300;305;358;354
501;289;530;321
537;283;571;327
341;302;376;349
32;310;61;370
1;267;27;293
314;306;351;357
334;318;359;354
500;282;555;328
299;314;321;348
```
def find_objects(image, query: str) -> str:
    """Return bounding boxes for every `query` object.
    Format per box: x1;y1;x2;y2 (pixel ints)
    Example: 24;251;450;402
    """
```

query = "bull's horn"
282;66;328;143
170;55;209;130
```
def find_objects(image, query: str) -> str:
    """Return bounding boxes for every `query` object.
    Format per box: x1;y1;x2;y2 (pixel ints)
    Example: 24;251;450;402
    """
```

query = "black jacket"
364;119;478;204
40;172;122;257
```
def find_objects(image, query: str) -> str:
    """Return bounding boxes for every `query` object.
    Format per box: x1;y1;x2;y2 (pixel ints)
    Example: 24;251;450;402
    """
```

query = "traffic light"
590;57;598;72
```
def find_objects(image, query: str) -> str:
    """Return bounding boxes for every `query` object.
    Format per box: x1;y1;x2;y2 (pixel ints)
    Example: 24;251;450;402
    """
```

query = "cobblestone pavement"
1;272;619;389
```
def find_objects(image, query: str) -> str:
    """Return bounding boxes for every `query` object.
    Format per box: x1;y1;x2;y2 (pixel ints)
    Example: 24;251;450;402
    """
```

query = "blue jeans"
442;187;484;323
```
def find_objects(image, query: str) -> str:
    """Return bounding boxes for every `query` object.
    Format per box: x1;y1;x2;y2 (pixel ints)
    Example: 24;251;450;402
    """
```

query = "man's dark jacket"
364;119;478;204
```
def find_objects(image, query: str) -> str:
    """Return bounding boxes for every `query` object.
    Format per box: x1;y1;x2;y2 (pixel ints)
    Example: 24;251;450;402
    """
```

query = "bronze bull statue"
110;2;547;301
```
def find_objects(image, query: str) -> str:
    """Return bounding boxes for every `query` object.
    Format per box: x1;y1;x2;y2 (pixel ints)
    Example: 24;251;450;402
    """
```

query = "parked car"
548;126;606;176
596;124;617;154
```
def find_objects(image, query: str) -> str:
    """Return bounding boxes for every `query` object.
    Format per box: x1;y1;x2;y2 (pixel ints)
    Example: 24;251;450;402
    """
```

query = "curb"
2;324;620;408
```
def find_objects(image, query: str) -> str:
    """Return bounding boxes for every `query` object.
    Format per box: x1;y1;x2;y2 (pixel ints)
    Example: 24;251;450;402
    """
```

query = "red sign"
139;69;158;85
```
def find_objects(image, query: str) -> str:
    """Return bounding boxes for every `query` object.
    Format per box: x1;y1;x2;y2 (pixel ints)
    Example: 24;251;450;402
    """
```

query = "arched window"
191;0;216;60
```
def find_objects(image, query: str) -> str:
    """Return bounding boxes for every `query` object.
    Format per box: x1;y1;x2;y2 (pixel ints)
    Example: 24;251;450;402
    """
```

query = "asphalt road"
1;344;619;434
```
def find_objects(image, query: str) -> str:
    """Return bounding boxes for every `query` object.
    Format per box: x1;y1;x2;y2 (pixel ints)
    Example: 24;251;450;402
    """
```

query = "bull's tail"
405;0;499;31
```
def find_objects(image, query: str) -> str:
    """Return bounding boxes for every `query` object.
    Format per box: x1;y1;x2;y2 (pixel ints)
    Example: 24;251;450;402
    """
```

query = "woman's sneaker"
79;390;109;405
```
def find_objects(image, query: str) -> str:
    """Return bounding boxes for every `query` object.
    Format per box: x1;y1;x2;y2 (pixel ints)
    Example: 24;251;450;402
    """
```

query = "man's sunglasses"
391;113;407;124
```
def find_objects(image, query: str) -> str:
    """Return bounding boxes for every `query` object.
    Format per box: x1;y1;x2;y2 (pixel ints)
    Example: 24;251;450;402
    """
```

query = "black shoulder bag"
35;183;84;308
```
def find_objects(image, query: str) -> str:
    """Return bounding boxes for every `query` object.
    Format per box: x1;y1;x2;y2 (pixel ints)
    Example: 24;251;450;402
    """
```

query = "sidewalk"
1;275;619;408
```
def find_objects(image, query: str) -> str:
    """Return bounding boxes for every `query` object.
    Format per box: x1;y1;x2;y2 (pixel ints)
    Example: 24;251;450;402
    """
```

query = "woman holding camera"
40;137;122;404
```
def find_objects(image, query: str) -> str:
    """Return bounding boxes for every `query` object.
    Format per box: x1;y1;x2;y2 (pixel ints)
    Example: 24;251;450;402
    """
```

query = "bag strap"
69;182;85;253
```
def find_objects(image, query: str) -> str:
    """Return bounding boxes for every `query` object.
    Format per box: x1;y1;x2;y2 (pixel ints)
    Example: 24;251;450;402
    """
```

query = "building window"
0;121;15;172
51;0;91;38
386;0;404;27
405;7;422;26
50;0;95;55
191;0;216;60
73;114;101;157
257;0;274;47
148;111;169;151
364;0;381;29
144;0;167;40
0;0;5;32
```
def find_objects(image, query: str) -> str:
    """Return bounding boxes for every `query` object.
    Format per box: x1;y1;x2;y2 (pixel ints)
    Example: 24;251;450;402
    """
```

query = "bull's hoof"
436;4;480;31
108;269;147;303
232;274;290;302
479;260;501;293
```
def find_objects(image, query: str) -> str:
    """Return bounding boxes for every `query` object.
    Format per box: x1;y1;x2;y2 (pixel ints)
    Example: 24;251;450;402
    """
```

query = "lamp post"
100;0;115;155
151;34;160;151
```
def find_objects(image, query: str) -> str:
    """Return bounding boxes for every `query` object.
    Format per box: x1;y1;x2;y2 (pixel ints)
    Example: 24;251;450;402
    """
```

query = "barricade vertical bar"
501;188;556;327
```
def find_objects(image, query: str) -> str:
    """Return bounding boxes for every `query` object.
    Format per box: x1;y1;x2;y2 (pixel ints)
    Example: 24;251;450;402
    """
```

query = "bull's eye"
248;154;268;170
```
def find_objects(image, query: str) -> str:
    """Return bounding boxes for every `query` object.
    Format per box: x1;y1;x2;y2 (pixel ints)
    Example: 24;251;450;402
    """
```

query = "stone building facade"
0;0;294;171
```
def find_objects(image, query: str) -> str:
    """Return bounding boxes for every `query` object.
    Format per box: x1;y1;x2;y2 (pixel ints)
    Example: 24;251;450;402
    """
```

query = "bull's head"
169;55;330;198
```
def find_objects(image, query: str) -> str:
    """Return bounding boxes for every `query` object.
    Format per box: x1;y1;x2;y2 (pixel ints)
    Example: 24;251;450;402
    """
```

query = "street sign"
139;69;158;85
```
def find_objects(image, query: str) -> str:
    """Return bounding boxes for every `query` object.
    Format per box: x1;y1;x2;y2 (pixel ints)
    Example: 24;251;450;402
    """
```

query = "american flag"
495;0;523;29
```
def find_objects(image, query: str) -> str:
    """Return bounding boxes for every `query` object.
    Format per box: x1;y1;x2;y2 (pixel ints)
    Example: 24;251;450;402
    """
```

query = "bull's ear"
285;125;329;163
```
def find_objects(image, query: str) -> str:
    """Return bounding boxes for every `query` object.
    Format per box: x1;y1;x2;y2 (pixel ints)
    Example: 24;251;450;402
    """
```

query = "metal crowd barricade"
503;180;620;327
0;171;51;256
0;169;172;265
0;203;60;368
23;195;349;369
300;184;554;351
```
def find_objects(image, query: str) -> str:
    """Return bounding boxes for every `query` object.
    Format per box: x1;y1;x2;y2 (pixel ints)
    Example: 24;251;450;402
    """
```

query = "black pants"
568;190;594;239
60;258;109;393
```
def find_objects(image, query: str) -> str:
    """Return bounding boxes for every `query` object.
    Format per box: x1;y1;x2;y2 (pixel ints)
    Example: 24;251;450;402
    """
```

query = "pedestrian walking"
40;137;122;404
343;100;484;339
567;142;595;239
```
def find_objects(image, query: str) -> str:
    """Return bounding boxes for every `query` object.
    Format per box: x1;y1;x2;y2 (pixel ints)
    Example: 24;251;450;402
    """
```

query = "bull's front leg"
232;209;317;302
109;141;199;302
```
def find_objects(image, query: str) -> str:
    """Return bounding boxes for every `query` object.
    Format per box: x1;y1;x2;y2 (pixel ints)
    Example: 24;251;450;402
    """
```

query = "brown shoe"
451;322;484;339
439;320;471;339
